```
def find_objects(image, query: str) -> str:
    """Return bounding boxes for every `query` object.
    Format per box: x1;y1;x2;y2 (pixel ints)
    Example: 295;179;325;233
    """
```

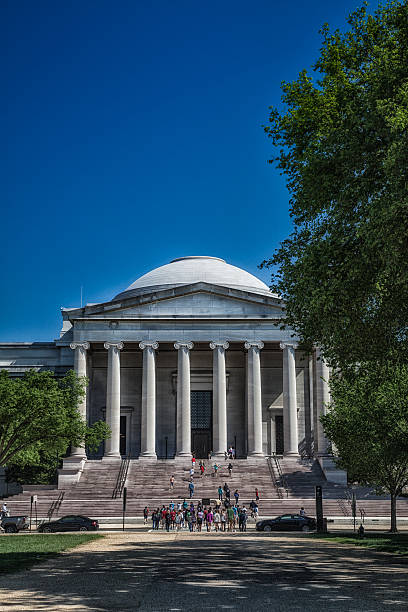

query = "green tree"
262;0;408;370
6;448;63;485
0;370;110;472
321;363;408;532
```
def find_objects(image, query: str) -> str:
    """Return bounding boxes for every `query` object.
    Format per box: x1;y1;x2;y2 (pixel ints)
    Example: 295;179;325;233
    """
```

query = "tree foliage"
262;0;408;369
0;370;110;469
6;448;63;485
321;363;408;531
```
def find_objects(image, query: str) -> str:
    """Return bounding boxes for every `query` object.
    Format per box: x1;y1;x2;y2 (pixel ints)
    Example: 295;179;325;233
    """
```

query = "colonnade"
69;340;330;459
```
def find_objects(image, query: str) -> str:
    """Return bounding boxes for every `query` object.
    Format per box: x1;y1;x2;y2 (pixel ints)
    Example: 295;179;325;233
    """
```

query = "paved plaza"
0;532;407;611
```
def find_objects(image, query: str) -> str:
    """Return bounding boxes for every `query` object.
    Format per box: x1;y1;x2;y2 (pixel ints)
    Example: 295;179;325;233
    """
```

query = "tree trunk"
390;492;398;533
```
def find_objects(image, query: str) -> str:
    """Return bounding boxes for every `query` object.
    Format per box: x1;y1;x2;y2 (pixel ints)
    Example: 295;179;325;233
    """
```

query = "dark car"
256;513;316;532
38;515;99;533
1;515;29;533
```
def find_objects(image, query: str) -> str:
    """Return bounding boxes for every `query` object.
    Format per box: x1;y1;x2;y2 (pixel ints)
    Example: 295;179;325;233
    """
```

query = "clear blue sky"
2;0;380;341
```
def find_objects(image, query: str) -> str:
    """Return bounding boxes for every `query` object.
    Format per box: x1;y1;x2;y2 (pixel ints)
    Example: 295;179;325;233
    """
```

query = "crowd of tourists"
144;497;259;533
143;449;261;533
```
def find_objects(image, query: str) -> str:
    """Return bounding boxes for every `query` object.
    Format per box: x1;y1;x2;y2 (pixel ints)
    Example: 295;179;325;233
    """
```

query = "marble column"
315;348;330;455
245;351;252;457
280;342;299;456
245;341;264;457
174;342;194;457
308;354;314;451
69;342;90;457
210;341;229;458
104;341;124;458
139;341;159;459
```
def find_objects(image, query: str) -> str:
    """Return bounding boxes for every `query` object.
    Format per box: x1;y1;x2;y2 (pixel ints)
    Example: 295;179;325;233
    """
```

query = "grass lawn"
312;532;408;556
0;533;103;574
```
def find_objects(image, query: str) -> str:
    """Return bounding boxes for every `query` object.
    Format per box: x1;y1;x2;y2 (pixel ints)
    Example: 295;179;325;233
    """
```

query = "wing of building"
0;256;337;485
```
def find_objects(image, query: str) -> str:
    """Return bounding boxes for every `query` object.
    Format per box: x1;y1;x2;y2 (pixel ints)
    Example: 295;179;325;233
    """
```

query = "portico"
0;256;334;482
68;337;318;461
59;256;335;464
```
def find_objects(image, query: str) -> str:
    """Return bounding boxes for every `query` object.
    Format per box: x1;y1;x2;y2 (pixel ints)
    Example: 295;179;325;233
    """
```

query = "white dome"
114;256;271;300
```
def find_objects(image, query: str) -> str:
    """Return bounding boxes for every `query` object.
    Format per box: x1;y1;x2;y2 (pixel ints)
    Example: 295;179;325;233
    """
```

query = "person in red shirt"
161;507;167;529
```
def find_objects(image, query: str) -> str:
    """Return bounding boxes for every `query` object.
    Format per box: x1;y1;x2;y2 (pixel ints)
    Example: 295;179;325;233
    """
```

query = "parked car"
256;513;316;532
1;515;29;534
38;515;99;533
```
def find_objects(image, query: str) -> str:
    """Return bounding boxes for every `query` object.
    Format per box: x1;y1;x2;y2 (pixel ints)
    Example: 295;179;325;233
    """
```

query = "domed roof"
114;256;271;300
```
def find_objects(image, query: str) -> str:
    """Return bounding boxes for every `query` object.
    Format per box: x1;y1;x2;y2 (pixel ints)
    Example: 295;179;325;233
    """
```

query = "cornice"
67;316;285;322
62;282;283;320
0;342;58;348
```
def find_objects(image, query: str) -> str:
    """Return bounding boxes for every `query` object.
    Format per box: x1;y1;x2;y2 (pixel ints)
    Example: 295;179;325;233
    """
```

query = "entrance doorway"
192;431;211;459
120;415;127;456
275;415;284;455
191;390;212;458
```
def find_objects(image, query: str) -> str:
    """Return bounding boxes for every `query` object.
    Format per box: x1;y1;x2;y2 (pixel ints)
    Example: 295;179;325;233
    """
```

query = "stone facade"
0;256;334;483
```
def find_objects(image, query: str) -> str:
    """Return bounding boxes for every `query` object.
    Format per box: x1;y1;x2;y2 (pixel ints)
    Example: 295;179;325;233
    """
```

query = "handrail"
47;491;64;521
267;456;283;499
270;453;289;498
344;489;353;504
337;496;351;517
339;489;365;520
112;453;131;499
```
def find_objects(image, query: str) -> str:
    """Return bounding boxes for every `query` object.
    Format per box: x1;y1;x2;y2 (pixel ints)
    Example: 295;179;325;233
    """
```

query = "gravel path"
0;531;407;611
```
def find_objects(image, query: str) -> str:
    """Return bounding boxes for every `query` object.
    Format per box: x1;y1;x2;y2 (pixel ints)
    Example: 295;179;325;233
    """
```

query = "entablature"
61;282;283;322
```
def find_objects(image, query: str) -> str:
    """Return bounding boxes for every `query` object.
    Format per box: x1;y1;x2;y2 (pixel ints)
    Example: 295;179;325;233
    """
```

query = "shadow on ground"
0;532;407;611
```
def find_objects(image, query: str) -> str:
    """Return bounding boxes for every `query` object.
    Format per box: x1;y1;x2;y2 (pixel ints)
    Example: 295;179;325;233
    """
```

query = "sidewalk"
0;531;407;611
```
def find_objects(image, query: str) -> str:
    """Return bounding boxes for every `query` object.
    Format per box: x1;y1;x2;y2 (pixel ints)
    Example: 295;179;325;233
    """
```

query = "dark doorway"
192;431;211;459
120;415;127;456
275;415;284;455
191;390;212;458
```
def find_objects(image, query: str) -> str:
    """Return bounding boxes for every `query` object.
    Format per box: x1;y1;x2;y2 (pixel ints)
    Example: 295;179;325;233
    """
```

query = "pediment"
64;283;284;320
103;292;282;318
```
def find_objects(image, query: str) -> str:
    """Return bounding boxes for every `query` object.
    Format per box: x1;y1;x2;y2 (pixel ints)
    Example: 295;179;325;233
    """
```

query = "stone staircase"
125;458;277;512
276;456;408;518
4;456;408;521
5;458;278;518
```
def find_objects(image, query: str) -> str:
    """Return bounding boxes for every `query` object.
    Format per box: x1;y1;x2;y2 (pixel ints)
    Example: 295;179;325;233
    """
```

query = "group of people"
170;453;260;499
144;498;257;533
186;457;235;481
143;474;260;533
150;452;261;532
183;472;260;502
168;462;238;499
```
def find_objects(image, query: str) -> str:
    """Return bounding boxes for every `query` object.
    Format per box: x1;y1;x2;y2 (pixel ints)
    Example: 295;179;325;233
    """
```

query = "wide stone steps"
4;457;408;520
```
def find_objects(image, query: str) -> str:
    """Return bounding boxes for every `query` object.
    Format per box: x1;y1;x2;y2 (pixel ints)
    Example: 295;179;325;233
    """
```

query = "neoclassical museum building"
0;256;332;475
